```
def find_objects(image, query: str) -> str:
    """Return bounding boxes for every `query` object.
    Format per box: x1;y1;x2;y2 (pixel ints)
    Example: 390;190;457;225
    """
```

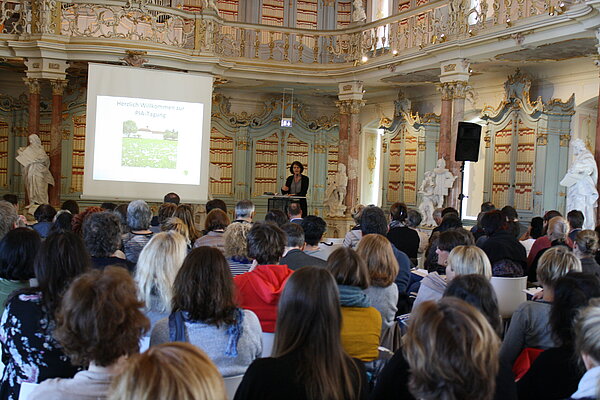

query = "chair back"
18;382;38;400
262;332;275;357
223;374;244;400
490;276;527;318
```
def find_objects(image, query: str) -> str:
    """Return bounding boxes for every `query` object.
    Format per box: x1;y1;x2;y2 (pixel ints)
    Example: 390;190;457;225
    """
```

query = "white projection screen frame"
84;63;212;203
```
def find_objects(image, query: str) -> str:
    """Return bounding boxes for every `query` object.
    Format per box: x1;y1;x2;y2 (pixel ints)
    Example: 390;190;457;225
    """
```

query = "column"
438;83;453;162
448;81;469;210
337;81;365;214
49;79;67;207
23;78;41;137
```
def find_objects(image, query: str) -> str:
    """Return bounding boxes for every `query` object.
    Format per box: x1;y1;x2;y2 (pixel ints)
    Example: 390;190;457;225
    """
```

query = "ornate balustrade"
0;0;585;66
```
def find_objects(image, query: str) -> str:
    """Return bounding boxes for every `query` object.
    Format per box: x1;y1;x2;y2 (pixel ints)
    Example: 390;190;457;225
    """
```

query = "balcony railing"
0;0;583;66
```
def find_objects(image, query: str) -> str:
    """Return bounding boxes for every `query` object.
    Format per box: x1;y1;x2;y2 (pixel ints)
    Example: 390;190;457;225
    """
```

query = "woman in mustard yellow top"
325;247;381;362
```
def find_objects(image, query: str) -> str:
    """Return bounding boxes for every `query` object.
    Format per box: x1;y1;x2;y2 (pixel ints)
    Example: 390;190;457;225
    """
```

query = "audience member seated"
527;210;562;267
325;248;381;362
29;267;149;400
151;247;261;377
501;205;523;238
287;202;303;223
402;298;500;400
163;192;181;205
161;217;191;248
0;201;17;241
122;200;153;264
108;342;225;400
32;204;56;238
470;201;496;240
356;234;399;350
233;222;292;333
568;299;600;400
223;222;253;276
83;212;134;272
150;192;181;227
500;246;582;367
343;204;364;249
520;216;544;257
233;200;254;224
100;202;117;211
432;208;443;226
0;232;90;399
113;203;129;233
71;206;103;236
373;275;517;400
517;272;600;399
60;199;79;215
173;204;201;244
386;202;420;261
194;209;229;252
529;216;570;282
280;223;325;270
135;231;188;333
234;266;368;400
406;209;429;256
568;210;585;243
0;228;40;310
360;206;411;293
300;216;334;261
205;198;227;214
431;207;461;234
150;202;176;233
574;230;600;278
413;245;491;308
478;210;527;276
264;209;287;227
48;210;73;235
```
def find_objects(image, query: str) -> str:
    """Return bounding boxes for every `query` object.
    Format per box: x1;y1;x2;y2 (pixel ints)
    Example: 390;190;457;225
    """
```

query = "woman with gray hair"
122;200;154;264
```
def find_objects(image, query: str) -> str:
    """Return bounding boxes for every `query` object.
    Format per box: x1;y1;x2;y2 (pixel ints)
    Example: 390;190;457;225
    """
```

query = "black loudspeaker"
455;122;482;162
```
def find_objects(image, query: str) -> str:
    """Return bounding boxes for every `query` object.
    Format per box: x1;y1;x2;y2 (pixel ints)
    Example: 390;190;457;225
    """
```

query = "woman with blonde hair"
501;246;582;367
573;230;600;277
173;204;202;243
108;342;226;400
161;217;191;247
223;222;253;276
356;234;399;347
404;298;500;400
135;231;188;333
413;245;491;308
568;299;600;399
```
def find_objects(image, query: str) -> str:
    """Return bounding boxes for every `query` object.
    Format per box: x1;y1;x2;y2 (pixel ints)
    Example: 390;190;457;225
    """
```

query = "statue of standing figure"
560;139;598;230
325;163;348;217
16;134;54;209
418;158;457;226
352;0;367;22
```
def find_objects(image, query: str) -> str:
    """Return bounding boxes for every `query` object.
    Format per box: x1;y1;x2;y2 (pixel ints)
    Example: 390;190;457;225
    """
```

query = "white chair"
139;336;151;353
18;382;38;400
490;276;528;319
261;332;275;358
223;374;244;400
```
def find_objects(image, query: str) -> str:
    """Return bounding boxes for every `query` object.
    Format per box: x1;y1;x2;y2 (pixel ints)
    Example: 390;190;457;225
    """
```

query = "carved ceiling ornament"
23;78;41;95
121;51;148;67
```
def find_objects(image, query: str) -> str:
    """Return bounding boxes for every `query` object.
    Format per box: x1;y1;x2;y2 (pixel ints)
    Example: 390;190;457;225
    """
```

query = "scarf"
338;285;370;308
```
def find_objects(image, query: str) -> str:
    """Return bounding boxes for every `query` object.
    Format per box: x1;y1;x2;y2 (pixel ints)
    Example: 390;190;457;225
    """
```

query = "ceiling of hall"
495;38;597;61
381;68;441;85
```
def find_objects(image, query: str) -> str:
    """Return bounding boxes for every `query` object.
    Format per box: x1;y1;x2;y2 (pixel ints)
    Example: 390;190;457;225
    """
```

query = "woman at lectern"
281;161;309;218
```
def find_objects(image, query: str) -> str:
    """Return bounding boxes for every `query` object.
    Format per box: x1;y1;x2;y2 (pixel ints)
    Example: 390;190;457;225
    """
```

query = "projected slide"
93;96;203;185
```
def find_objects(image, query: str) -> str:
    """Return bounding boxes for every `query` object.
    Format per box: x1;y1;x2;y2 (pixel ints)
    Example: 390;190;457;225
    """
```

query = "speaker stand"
458;161;468;219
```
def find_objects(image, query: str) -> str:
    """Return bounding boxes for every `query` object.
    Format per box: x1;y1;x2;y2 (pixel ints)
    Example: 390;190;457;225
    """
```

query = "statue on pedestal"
352;0;366;22
16;134;54;209
325;163;348;217
560;139;598;230
418;158;457;226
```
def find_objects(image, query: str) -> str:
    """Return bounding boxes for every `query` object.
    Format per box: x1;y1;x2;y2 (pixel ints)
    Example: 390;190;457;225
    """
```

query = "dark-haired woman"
0;228;40;310
32;204;56;238
151;247;261;377
0;232;91;400
281;161;309;218
28;267;149;399
234;266;368;400
386;202;420;260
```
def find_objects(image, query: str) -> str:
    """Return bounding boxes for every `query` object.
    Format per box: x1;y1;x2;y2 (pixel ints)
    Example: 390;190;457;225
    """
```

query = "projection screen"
83;63;212;203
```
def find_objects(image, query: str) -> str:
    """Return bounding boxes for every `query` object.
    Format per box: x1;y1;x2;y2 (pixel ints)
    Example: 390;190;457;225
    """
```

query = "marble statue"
418;158;457;226
352;0;367;22
325;163;348;217
560;139;598;230
16;134;54;208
